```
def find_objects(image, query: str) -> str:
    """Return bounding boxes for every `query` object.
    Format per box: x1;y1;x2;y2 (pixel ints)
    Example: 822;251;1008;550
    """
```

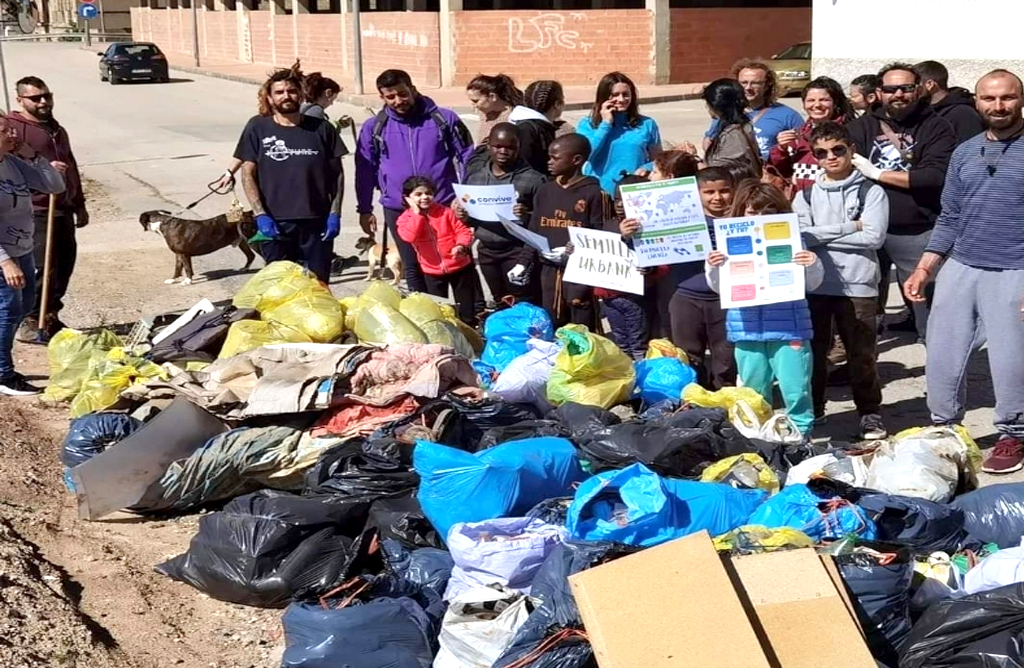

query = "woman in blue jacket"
577;72;662;195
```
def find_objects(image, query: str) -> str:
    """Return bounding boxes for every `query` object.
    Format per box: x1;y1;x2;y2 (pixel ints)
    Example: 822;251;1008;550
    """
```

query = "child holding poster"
705;181;824;439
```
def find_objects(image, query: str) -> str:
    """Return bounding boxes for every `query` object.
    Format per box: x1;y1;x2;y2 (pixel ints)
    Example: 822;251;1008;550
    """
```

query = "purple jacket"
355;95;475;213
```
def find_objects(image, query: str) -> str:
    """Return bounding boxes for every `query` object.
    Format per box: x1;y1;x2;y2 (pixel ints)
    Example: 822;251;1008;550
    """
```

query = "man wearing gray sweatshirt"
794;122;890;441
0;115;65;395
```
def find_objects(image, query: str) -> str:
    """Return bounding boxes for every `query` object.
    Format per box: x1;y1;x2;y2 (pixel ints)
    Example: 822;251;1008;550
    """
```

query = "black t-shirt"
234;115;347;220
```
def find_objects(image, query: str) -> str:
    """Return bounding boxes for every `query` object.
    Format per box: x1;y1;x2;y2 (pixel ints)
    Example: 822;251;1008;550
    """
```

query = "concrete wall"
811;0;1022;90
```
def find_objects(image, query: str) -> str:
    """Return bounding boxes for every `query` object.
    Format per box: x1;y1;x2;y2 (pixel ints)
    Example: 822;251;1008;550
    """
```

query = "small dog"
355;234;403;286
140;206;258;285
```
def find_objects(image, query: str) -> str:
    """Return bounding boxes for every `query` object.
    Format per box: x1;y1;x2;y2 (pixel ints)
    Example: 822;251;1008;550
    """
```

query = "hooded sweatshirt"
6;111;83;214
463;156;547;250
355;96;475;212
932;87;986;145
793;170;889;298
517;175;610;266
0;154;65;263
509;105;556;175
846;100;956;235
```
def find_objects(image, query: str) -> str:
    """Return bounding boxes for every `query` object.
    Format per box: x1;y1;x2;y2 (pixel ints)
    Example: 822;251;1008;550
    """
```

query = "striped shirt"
927;132;1024;269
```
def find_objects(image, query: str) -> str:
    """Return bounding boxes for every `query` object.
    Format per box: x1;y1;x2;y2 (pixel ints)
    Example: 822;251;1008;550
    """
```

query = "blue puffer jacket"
725;300;814;342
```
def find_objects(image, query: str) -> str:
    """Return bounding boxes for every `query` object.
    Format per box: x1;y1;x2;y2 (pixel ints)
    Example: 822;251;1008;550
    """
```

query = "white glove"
541;246;567;263
507;264;528;286
852;154;883;181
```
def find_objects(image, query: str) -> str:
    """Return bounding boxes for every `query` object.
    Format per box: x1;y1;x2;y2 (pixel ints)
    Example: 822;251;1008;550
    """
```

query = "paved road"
6;42;1006;470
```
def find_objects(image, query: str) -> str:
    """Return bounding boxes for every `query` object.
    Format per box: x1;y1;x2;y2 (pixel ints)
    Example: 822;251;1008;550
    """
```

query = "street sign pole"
84;18;91;46
191;0;199;67
0;37;10;113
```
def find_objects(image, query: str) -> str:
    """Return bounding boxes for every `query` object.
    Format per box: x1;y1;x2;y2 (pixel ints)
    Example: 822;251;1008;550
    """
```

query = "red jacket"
6;111;85;214
396;202;474;276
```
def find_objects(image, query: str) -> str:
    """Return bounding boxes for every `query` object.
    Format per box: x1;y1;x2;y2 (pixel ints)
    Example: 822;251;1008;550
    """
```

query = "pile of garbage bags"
49;260;1024;668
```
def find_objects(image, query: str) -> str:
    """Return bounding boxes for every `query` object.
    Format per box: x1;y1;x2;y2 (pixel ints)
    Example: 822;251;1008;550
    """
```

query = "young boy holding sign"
509;134;610;329
705;181;824;439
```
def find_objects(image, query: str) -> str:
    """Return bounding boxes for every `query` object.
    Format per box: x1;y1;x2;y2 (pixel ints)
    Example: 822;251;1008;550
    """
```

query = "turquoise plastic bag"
747;484;877;542
479;303;554;373
632;358;697;406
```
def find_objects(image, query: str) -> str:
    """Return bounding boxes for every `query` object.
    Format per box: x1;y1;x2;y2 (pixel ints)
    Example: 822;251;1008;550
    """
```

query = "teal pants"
734;340;814;436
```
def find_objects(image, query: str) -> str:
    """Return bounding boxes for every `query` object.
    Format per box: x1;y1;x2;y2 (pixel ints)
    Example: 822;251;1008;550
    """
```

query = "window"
773;43;811;60
120;44;161;57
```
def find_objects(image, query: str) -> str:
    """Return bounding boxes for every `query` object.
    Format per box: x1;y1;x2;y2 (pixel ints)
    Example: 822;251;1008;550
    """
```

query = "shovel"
32;193;57;344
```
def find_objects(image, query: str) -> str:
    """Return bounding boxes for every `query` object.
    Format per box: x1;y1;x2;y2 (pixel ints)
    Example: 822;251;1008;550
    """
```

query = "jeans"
808;295;882;416
384;206;427;293
0;253;37;378
603;294;647;361
260;218;334;284
734;339;814;436
29;212;76;319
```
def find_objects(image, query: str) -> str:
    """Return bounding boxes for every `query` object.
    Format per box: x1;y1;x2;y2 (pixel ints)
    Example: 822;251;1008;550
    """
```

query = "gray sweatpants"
927;258;1024;438
881;230;933;341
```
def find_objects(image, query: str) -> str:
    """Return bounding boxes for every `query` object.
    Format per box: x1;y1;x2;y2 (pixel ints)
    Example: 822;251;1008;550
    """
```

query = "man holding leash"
9;76;88;340
235;65;346;284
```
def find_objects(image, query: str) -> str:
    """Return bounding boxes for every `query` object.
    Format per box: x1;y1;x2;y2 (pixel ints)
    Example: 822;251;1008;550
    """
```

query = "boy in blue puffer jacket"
705;181;824;438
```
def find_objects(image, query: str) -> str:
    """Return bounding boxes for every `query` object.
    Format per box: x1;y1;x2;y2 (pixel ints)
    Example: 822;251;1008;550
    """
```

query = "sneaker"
860;414;888;441
43;314;68;337
0;373;42;396
15;316;38;343
982;436;1024;474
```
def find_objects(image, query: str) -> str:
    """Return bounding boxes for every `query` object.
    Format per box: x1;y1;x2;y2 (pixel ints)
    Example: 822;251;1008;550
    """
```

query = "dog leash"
166;178;237;219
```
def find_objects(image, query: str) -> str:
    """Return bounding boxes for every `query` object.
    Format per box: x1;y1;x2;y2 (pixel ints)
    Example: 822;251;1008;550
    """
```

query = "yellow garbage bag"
683;384;773;426
361;280;403;311
68;350;167;418
546;325;635;409
400;293;445;327
421;320;475;359
262;288;345;343
353;302;428;345
700;453;780;494
340;296;359;331
232;261;322;312
439;304;484;354
646;338;689;366
218;320;313;359
713;525;815;554
44;328;123;402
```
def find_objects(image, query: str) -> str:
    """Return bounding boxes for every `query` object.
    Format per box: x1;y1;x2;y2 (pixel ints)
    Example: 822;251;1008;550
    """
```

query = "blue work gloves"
256;213;279;239
323;212;341;241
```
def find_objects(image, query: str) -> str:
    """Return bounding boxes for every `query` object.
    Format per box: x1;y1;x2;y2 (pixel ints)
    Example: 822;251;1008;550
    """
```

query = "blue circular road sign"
78;4;99;19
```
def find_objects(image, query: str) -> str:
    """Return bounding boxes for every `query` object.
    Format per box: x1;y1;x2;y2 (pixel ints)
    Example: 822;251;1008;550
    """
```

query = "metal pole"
0;37;9;112
351;0;363;95
98;0;106;36
84;17;91;47
191;0;199;67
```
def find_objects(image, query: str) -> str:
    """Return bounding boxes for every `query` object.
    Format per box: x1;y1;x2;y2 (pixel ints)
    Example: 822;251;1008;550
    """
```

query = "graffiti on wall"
362;23;429;48
508;13;593;54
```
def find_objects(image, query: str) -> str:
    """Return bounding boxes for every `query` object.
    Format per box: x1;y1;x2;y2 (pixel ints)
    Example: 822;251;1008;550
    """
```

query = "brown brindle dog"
139;209;259;284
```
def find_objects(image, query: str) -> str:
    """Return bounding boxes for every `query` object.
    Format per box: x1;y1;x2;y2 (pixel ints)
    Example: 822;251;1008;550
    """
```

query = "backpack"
801;180;875;221
369;108;470;174
147;306;257;364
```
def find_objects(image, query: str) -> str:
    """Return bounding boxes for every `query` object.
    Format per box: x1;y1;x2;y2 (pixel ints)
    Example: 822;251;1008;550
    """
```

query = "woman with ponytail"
508;79;572;175
301;71;342;121
466;74;524;144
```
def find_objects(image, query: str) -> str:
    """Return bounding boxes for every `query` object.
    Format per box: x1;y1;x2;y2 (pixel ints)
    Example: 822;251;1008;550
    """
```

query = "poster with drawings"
618;176;710;268
713;214;805;308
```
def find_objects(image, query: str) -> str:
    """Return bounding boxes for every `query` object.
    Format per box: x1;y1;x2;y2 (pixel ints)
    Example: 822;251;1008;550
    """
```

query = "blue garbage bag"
566;463;765;547
281;596;435;668
415;437;586;541
480;303;554;373
62;412;143;468
748;484;877;542
632;358;696;406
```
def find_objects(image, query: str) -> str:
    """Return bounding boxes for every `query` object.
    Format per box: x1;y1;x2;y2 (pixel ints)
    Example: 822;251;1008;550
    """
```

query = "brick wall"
669;7;811;84
453;9;653;87
202;10;239;62
249;10;273;66
295;13;346;74
358;12;441;88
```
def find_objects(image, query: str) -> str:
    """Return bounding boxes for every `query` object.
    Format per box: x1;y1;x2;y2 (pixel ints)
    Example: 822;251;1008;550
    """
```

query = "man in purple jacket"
355;69;475;292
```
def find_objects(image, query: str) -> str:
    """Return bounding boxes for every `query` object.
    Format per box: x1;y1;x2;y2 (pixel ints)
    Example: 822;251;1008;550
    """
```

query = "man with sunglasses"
8;76;88;340
847;63;956;344
794;122;889;440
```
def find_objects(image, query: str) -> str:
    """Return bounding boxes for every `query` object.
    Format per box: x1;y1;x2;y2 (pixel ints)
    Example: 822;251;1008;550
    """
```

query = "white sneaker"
0;373;42;396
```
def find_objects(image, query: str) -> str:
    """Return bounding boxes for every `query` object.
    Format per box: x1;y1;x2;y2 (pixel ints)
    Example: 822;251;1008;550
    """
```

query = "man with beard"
847;63;957;343
8;76;87;339
905;70;1024;473
915;60;985;144
235;66;346;283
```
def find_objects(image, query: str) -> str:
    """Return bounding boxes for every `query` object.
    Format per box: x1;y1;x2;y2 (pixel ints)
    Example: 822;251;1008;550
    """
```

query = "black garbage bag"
446;391;541;451
637;399;680;421
157;490;373;608
493;540;638;668
365;493;444;550
952;482;1024;548
480;420;570;449
835;543;914;667
381;539;453;625
899;582;1024;668
807;479;976;554
62;412;143;468
526;496;574;526
548;402;620;440
304;437;418;501
569;407;757;478
148;306;258;363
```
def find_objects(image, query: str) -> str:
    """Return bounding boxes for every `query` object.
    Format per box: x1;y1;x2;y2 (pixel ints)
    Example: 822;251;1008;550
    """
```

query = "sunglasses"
880;84;917;95
813;145;849;160
21;93;53;103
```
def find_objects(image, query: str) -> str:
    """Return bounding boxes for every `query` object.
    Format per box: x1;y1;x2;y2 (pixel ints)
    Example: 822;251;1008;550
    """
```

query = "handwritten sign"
453;184;516;222
714;214;805;308
563;227;643;295
497;214;550;253
619;176;711;267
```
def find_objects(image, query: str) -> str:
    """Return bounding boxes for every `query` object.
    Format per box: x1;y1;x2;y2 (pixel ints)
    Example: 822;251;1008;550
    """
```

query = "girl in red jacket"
397;176;482;325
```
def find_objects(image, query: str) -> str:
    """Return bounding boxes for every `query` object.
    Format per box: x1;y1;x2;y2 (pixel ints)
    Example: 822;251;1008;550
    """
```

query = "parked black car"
98;42;169;85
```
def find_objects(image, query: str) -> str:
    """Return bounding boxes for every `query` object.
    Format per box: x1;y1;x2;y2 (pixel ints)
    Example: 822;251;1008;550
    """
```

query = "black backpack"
148;306;257;364
801;180;875;220
369;108;471;174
